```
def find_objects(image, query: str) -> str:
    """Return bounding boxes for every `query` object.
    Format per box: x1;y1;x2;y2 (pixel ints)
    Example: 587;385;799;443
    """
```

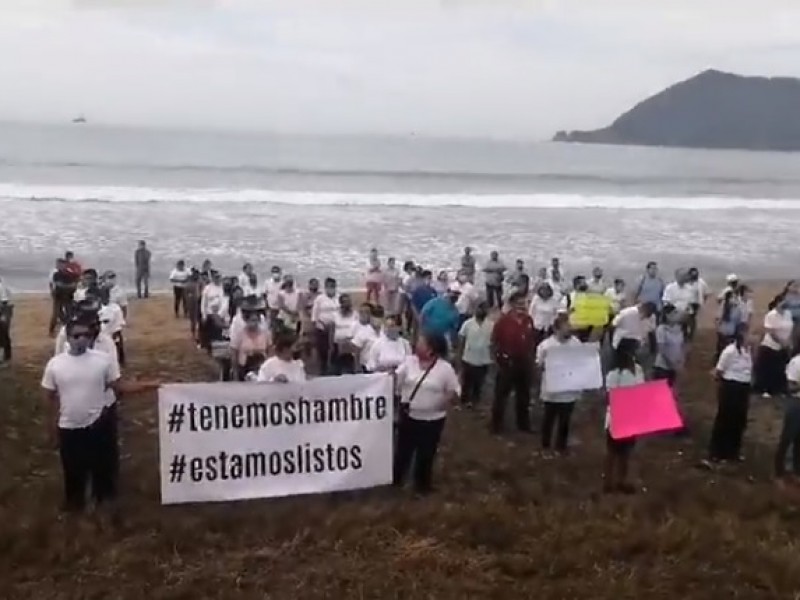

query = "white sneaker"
762;393;772;399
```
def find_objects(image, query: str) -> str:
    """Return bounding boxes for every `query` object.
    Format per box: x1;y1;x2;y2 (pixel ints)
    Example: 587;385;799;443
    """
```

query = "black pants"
715;333;733;363
112;331;125;367
461;363;489;405
49;295;72;335
58;405;119;512
332;347;356;376
0;315;11;361
173;286;187;317
652;366;677;388
775;397;800;477
755;346;788;396
709;380;750;461
542;402;575;451
393;417;445;493
492;361;531;432
314;328;333;376
485;285;503;309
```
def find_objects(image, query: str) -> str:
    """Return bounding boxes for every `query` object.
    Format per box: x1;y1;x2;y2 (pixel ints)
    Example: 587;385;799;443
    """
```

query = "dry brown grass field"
3;289;800;599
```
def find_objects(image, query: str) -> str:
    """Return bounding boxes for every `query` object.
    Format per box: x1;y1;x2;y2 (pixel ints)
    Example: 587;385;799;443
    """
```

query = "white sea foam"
0;182;797;210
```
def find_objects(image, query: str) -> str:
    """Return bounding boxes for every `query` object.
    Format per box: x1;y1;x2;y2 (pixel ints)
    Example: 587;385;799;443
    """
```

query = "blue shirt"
420;297;460;338
784;293;800;322
636;275;664;310
411;284;438;313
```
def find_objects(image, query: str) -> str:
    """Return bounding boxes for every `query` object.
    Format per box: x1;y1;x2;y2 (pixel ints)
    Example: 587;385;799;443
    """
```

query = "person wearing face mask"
454;270;479;327
491;291;536;434
393;331;460;495
230;296;270;381
98;288;126;367
456;301;493;408
41;316;122;514
265;265;283;326
755;293;794;398
536;313;583;457
0;275;13;365
311;278;340;375
331;294;359;376
350;304;383;372
277;275;302;335
74;269;102;303
529;283;562;349
169;260;191;319
652;304;685;388
257;332;307;383
101;271;128;321
715;289;746;362
366;315;412;373
200;271;229;355
483;251;507;310
420;284;461;348
54;298;110;356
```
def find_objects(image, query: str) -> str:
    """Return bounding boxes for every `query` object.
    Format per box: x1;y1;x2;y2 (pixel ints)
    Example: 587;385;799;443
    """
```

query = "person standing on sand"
98;288;126;367
265;266;283;326
491;291;536;434
754;293;794;398
184;269;202;343
634;262;665;317
704;323;752;468
663;269;695;339
169;260;190;318
603;339;646;494
331;294;358;376
652;305;685;388
49;258;78;335
460;247;476;283
409;270;437;341
529;283;562;348
0;275;13;365
257;332;307;383
393;331;460;495
686;267;710;341
780;280;800;348
199;271;229;354
64;251;83;280
366;248;382;305
506;259;527;288
483;251;506;310
133;241;151;299
536;313;582;457
102;271;129;321
311;277;340;375
365;315;412;373
587;267;606;294
277;275;302;335
715;289;746;361
456;301;493;408
383;257;402;317
454;270;479;326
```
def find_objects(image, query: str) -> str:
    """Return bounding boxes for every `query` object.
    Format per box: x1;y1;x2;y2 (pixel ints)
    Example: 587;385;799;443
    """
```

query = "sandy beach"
3;283;800;599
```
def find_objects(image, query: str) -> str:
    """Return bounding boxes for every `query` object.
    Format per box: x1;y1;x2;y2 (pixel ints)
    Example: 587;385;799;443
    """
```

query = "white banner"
543;342;603;394
158;374;394;505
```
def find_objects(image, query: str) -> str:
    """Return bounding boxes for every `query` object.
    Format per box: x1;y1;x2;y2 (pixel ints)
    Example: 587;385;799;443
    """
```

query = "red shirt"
492;311;536;361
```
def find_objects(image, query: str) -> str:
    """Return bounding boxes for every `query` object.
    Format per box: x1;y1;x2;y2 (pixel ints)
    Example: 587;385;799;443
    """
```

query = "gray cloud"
1;0;799;138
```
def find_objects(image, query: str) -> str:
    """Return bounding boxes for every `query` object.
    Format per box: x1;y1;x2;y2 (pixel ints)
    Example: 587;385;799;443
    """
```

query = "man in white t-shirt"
454;271;479;323
41;317;121;513
612;302;657;352
456;301;493;408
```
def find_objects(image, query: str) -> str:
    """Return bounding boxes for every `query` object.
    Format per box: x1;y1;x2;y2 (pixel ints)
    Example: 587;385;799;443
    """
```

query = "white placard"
158;374;394;505
543;342;603;394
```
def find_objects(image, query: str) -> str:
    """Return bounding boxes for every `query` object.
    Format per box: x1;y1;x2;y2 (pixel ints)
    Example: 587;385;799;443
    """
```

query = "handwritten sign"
543;343;603;394
609;379;684;440
570;293;612;329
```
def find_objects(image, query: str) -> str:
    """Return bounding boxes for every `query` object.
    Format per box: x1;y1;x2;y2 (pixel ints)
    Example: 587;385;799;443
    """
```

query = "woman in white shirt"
277;276;302;335
310;278;339;376
755;294;794;398
331;294;358;375
200;271;229;354
257;332;307;383
98;289;127;366
170;260;191;319
529;283;562;348
366;315;412;373
393;331;460;494
350;304;381;373
230;297;270;381
536;313;583;457
603;339;646;494
706;324;752;466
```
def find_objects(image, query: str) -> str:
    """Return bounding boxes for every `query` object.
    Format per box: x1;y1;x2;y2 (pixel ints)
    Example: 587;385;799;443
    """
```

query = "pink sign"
609;379;684;440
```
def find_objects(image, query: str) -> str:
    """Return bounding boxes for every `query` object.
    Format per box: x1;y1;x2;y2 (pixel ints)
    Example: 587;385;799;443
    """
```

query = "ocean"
2;121;800;292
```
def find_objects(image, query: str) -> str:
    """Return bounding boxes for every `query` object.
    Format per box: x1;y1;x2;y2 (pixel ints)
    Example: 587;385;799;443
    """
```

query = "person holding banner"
705;323;753;466
257;332;307;383
536;313;582;456
603;339;645;494
393;332;460;494
351;303;383;372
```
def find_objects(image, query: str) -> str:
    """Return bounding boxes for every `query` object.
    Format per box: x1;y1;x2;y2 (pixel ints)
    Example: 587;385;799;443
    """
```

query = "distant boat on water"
72;115;87;124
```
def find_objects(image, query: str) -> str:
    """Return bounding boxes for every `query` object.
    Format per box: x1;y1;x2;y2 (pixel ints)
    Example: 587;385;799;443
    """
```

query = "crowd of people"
4;242;800;516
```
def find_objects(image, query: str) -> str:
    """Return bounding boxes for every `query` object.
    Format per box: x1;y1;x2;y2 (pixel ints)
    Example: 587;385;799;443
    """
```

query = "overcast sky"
1;0;799;139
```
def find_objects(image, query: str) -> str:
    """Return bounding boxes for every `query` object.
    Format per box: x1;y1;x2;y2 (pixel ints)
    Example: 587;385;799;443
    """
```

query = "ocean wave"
0;182;797;210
